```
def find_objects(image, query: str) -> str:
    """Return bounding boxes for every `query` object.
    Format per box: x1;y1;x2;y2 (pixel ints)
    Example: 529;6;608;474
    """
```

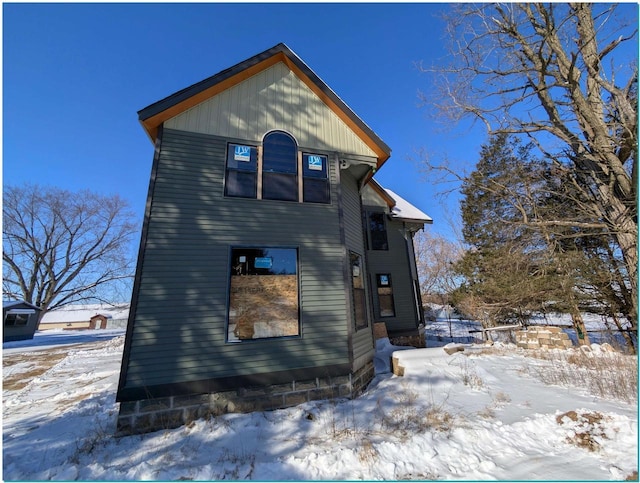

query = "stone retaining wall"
117;361;375;435
516;326;573;350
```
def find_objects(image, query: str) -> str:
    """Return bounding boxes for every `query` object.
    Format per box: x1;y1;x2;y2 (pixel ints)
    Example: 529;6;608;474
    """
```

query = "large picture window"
227;247;300;341
225;144;258;198
303;153;330;204
262;131;298;202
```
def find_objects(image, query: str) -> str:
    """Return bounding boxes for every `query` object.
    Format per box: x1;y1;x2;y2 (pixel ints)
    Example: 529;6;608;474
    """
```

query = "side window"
227;247;300;341
225;144;258;198
376;274;395;317
4;313;28;326
350;252;369;330
369;212;389;250
262;131;298;202
302;154;330;204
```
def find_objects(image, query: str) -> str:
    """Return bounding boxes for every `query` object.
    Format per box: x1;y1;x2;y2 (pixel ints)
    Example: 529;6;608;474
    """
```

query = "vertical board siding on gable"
123;128;350;389
340;169;375;370
165;62;377;159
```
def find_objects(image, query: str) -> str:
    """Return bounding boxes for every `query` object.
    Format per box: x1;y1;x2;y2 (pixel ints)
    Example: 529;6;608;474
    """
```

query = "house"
362;180;432;337
3;300;42;342
39;304;130;331
116;43;432;435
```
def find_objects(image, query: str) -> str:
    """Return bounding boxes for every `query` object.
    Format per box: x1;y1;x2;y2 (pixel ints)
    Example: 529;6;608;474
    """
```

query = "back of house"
116;43;431;434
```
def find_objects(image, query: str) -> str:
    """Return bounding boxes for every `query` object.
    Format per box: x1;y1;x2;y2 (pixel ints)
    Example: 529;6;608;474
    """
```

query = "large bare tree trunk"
424;3;638;323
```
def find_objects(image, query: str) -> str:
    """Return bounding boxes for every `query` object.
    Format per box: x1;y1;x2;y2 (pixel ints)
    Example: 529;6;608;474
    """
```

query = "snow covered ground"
2;319;638;481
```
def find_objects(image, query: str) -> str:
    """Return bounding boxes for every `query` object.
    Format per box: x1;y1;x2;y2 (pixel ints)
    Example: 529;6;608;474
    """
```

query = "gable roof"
3;300;42;312
138;43;391;168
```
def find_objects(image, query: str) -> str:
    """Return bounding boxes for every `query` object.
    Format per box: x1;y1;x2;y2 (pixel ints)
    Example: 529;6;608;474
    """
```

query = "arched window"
262;131;298;202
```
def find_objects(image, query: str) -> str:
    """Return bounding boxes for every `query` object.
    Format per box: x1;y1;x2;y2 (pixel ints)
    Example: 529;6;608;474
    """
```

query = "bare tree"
421;3;638;321
414;230;463;304
3;184;138;322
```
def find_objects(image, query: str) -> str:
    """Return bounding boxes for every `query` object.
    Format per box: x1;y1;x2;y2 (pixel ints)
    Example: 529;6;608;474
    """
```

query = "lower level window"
227;247;299;341
376;274;395;317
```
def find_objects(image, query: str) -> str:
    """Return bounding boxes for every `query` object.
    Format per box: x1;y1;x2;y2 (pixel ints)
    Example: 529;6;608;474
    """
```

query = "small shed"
3;301;42;342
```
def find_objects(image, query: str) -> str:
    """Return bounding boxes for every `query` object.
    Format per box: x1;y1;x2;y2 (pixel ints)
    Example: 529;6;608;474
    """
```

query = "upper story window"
225;144;258;199
262;131;298;202
224;132;330;204
368;212;389;250
302;153;330;204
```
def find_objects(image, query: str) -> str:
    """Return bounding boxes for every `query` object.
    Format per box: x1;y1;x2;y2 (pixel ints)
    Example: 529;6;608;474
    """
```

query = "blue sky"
4;3;485;241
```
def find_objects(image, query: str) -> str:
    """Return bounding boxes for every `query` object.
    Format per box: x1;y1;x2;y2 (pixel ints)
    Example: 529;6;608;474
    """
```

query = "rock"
443;343;465;355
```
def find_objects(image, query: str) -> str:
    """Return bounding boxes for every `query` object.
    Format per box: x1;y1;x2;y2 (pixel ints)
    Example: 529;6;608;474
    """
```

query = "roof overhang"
138;43;391;169
368;179;433;225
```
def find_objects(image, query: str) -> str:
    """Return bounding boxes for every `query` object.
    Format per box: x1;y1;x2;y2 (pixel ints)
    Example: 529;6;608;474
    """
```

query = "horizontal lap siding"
123;129;349;389
366;216;419;334
340;170;375;370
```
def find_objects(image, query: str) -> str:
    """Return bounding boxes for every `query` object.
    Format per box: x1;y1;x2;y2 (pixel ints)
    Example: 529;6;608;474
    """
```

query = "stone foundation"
516;326;573;350
390;334;426;348
116;361;375;435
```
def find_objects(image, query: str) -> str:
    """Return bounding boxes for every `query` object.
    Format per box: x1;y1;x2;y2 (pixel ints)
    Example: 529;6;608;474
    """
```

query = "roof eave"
138;43;391;168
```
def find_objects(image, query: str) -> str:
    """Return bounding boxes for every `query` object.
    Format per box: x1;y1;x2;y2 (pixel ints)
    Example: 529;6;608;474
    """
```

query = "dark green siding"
121;129;351;391
365;211;421;335
340;170;375;369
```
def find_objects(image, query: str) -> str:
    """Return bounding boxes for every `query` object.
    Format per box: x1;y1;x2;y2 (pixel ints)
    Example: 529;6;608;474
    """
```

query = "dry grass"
468;343;637;404
523;347;638;403
3;351;67;391
556;410;611;452
377;385;457;436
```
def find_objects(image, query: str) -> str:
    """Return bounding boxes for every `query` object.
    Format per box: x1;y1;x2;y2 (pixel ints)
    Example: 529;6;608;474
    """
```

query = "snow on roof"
40;304;130;324
3;300;42;311
384;189;433;224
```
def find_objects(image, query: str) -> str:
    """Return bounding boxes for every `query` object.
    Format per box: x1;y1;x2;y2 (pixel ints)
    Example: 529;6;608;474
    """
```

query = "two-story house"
116;43;432;435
